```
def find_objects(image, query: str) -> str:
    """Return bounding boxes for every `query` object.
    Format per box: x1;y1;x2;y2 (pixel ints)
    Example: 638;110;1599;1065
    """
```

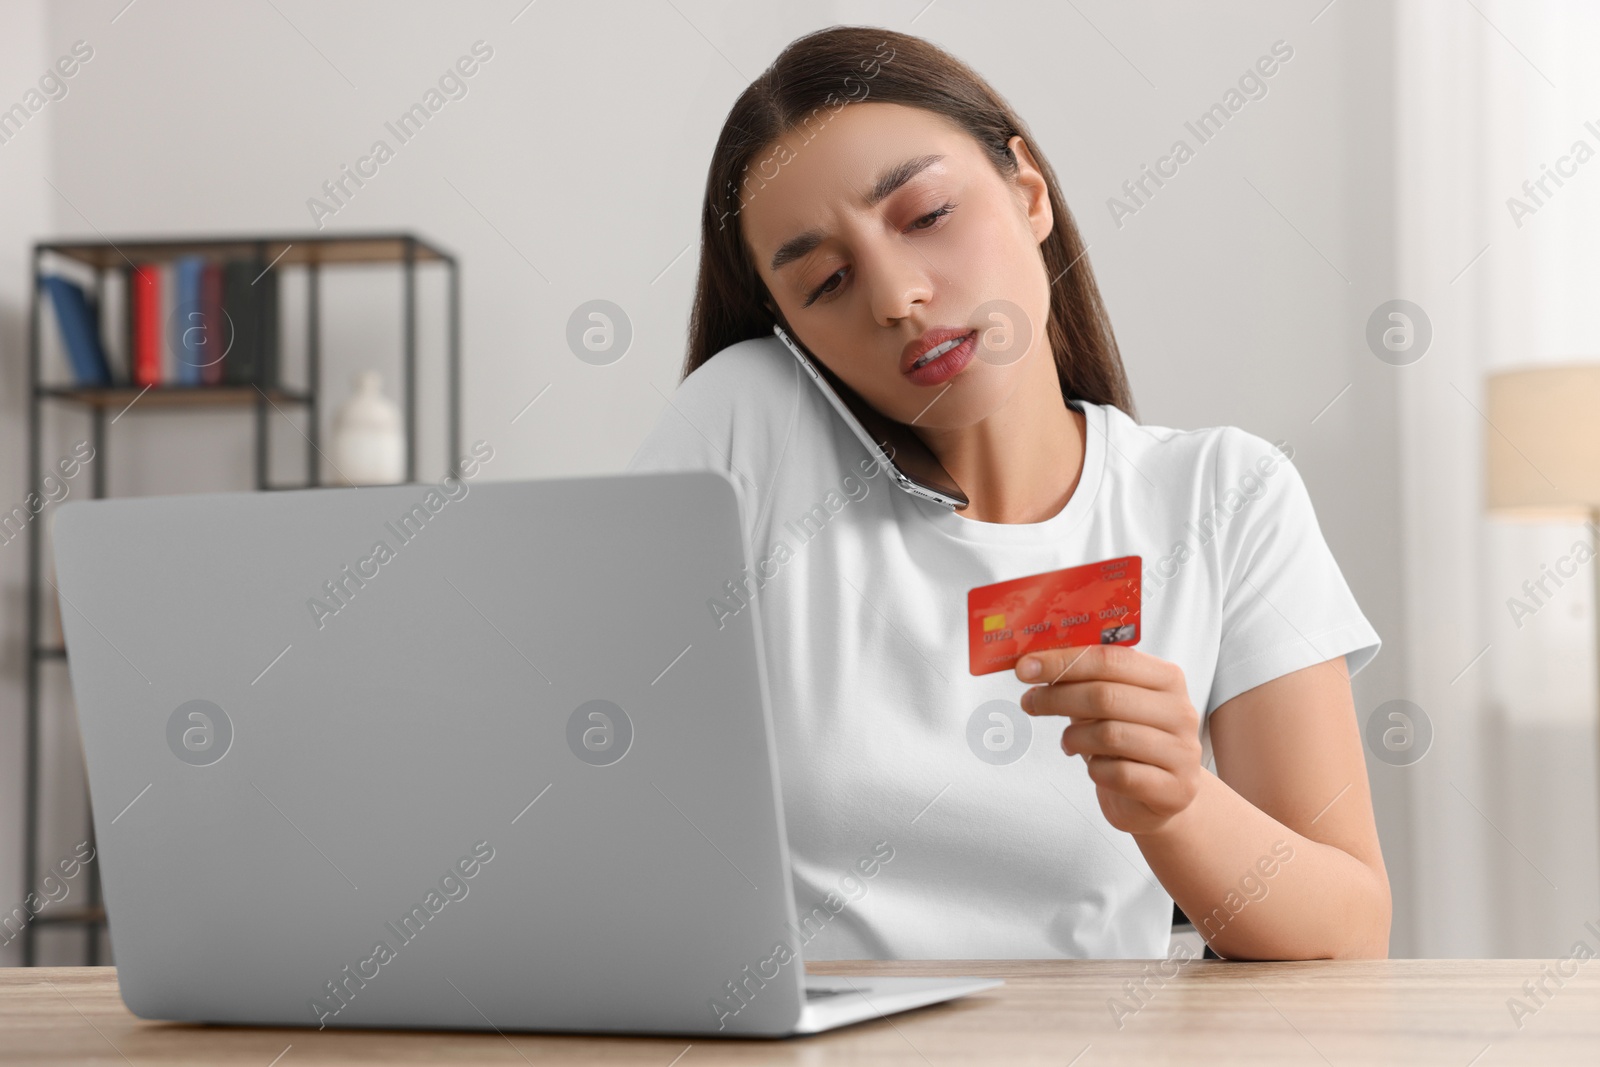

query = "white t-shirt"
625;335;1381;959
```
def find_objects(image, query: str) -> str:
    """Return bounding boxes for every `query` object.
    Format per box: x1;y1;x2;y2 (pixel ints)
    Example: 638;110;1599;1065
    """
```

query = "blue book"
42;276;112;386
174;256;206;385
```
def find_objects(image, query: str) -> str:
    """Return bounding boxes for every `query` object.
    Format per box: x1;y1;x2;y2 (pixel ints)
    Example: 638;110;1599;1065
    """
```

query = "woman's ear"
1006;135;1055;245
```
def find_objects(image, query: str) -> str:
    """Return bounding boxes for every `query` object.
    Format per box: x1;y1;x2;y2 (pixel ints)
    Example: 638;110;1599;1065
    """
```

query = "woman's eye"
909;201;956;230
800;203;955;308
804;268;846;307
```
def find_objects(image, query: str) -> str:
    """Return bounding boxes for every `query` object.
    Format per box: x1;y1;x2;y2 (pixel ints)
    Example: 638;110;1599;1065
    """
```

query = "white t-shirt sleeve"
1204;429;1381;714
626;365;736;477
624;338;803;543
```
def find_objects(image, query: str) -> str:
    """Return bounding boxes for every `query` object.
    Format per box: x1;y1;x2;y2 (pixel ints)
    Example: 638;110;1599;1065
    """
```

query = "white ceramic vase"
330;370;405;485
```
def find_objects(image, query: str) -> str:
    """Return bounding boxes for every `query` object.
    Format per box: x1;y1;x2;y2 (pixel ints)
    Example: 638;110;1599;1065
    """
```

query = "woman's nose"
865;243;937;326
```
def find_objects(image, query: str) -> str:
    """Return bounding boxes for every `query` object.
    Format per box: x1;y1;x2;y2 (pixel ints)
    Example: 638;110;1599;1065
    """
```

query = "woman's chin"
897;389;1013;434
871;321;1047;431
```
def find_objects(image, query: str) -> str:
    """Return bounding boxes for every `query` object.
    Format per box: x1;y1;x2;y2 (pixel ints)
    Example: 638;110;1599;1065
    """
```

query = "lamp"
1487;366;1600;521
1485;364;1600;893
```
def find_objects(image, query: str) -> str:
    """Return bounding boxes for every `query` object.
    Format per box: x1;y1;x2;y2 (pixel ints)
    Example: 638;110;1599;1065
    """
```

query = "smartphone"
773;323;969;511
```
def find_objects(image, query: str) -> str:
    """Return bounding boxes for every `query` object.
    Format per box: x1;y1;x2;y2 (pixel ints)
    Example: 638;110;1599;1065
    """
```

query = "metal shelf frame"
20;232;460;965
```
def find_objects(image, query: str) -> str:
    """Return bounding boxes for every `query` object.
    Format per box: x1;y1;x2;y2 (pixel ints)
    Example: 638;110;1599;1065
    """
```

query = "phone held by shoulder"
773;323;969;511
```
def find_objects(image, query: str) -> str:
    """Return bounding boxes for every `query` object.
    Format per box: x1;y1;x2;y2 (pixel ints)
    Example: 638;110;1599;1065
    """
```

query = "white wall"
0;0;66;965
1;0;1418;957
1397;0;1600;957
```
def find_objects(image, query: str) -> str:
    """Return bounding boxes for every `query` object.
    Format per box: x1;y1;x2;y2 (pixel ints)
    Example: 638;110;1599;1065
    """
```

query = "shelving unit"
21;232;460;965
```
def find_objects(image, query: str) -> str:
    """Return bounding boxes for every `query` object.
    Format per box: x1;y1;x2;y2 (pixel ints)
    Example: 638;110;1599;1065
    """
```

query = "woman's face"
741;101;1057;432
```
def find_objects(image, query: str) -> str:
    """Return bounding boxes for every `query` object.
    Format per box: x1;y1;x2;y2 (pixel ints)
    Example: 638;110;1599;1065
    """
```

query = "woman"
628;26;1390;961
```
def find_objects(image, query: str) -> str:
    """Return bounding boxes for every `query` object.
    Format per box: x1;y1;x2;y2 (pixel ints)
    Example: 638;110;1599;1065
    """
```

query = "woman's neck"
918;362;1087;525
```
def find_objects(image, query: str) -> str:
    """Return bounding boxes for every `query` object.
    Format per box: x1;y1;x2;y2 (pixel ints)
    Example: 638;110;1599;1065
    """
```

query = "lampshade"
1486;364;1600;521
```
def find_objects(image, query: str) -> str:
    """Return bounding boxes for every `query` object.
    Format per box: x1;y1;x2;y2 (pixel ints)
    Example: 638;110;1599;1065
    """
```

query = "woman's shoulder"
626;334;809;483
673;333;800;415
1094;402;1298;487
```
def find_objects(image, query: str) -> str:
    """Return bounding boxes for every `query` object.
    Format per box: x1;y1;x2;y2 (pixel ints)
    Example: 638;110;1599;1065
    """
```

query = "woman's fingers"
1060;717;1193;771
1024;677;1148;722
1081;756;1193;818
1011;644;1204;825
1011;643;1209;825
1014;643;1182;692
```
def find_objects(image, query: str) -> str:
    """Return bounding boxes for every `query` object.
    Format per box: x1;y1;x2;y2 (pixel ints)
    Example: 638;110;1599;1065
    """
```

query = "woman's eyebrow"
768;153;947;272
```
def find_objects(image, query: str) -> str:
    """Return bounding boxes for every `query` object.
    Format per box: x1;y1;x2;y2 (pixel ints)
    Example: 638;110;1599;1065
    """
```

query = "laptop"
52;468;1001;1037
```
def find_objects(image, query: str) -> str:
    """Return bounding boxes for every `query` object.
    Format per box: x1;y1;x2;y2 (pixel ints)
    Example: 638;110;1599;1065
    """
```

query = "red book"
200;262;225;386
131;265;161;387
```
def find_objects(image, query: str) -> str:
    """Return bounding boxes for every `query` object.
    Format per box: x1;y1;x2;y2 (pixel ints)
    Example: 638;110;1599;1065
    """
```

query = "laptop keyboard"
805;985;870;999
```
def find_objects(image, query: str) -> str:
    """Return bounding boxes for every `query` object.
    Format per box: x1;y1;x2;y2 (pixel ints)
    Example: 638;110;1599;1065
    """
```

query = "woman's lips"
902;329;977;387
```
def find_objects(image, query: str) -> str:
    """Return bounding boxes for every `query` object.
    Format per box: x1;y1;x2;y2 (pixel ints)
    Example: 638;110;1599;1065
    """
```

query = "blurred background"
3;0;1598;963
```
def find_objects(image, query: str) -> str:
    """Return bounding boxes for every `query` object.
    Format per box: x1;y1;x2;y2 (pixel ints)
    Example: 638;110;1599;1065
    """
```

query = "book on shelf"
100;257;281;391
160;261;178;385
99;269;128;383
219;260;278;387
130;264;161;387
200;261;225;386
41;275;112;386
174;256;205;386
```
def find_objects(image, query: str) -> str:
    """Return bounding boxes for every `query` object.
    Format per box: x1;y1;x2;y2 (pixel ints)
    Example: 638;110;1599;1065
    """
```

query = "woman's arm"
1135;654;1391;959
1018;646;1391;959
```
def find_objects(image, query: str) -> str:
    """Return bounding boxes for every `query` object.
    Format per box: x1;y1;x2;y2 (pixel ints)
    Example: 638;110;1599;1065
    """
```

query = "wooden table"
4;959;1596;1064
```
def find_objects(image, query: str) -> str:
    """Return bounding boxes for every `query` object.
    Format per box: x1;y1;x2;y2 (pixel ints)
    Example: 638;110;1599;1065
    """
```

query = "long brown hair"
682;25;1135;420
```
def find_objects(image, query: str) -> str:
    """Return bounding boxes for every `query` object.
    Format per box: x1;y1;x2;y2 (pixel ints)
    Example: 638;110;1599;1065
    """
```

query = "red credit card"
967;556;1141;676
